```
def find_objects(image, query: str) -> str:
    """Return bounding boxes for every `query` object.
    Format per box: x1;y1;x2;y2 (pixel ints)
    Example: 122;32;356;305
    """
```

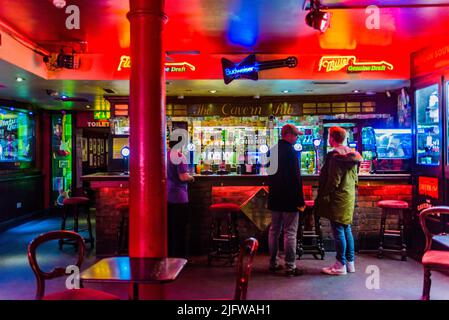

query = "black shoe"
285;268;304;277
269;265;284;272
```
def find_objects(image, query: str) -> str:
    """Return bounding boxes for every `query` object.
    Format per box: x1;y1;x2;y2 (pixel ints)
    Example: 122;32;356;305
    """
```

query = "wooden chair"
28;230;119;300
234;237;259;300
419;206;449;300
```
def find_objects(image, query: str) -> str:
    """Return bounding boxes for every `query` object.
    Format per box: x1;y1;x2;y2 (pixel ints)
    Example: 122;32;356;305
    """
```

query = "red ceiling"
0;0;448;56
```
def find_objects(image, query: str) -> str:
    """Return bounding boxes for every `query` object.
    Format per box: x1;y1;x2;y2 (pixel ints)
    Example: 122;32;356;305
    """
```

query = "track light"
305;1;331;33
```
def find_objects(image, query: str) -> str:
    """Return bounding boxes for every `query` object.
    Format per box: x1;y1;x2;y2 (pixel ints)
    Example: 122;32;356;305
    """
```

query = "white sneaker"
347;261;355;273
322;260;347;275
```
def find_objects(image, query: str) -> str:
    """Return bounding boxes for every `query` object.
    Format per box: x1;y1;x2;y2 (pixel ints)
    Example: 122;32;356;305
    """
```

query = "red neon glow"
418;177;439;199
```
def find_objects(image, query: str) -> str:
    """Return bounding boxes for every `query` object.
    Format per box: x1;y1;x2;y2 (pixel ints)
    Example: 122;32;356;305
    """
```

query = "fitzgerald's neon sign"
319;56;394;73
117;55;196;72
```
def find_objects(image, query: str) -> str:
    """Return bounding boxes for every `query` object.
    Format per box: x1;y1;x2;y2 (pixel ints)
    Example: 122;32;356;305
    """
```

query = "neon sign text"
319;56;394;73
225;66;257;76
117;56;196;72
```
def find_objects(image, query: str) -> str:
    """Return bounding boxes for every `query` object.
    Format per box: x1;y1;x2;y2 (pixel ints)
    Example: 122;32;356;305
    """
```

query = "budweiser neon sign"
117;55;196;72
318;56;394;73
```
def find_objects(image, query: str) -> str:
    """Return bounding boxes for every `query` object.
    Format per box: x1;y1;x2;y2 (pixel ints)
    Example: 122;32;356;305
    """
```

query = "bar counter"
82;172;412;256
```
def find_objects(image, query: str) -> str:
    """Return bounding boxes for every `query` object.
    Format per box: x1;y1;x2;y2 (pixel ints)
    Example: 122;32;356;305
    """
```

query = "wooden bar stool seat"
297;200;325;260
59;197;94;250
377;200;409;261
208;203;241;266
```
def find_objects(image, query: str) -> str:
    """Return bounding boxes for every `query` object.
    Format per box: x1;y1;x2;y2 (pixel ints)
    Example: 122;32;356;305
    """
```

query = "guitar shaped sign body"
221;54;298;84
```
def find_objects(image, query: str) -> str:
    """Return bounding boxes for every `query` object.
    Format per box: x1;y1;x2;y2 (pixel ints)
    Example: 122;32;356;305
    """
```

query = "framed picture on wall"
82;138;88;162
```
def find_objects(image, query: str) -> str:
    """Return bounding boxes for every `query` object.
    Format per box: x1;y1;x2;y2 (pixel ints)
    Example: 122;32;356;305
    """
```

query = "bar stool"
377;200;409;261
59;197;95;249
207;203;241;266
297;200;325;260
116;203;129;255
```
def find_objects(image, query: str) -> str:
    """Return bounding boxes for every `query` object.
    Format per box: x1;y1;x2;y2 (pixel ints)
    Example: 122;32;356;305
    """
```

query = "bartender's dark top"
267;139;305;212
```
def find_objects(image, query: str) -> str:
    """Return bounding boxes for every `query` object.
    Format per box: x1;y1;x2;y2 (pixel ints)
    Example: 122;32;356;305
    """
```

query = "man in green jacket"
315;126;362;275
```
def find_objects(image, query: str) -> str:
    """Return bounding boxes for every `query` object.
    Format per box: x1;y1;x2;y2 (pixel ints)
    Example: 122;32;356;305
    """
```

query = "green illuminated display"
51;114;73;206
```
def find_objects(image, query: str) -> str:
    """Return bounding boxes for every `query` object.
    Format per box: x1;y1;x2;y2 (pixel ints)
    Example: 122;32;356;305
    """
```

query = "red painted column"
127;0;167;258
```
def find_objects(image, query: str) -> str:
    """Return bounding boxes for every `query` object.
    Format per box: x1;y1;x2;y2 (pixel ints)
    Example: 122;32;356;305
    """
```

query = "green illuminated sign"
94;111;110;120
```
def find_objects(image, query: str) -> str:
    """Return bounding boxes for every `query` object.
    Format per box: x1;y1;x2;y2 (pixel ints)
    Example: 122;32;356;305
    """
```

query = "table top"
81;257;187;284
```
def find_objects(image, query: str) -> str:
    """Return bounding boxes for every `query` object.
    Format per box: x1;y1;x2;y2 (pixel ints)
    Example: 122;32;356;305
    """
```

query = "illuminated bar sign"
418;176;439;199
222;54;298;84
117;55;195;72
319;56;394;73
94;111;110;120
188;102;301;116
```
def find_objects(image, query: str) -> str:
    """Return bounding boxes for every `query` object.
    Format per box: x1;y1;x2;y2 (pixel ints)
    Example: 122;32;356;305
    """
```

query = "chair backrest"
234;237;259;300
419;206;449;252
27;230;86;300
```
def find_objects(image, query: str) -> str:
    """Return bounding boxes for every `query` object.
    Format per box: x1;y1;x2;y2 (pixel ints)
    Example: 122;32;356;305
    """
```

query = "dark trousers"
168;202;190;258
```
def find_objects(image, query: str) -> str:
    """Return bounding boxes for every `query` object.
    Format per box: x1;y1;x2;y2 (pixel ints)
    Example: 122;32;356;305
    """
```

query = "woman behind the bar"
315;126;362;275
167;138;195;258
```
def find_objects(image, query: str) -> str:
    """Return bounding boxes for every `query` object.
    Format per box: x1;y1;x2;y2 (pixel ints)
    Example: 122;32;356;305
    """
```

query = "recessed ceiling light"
352;90;360;93
85;105;91;109
16;77;25;82
61;95;68;99
282;90;290;93
209;90;217;94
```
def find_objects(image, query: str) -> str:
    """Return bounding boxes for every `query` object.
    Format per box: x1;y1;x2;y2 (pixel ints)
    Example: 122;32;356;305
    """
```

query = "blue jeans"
269;211;299;270
330;221;355;266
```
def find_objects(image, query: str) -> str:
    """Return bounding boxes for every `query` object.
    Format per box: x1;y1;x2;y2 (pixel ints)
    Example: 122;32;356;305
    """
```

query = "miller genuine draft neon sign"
318;56;394;73
117;55;196;72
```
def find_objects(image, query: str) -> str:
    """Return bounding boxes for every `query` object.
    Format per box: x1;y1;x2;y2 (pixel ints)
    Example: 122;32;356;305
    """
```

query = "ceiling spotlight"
282;90;290;93
386;90;391;97
305;1;331;33
61;95;68;100
16;77;25;82
209;90;217;94
85;105;91;109
352;90;360;93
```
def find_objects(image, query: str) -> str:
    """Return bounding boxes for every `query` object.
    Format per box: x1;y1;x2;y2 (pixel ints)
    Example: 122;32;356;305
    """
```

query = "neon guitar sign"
221;54;298;84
